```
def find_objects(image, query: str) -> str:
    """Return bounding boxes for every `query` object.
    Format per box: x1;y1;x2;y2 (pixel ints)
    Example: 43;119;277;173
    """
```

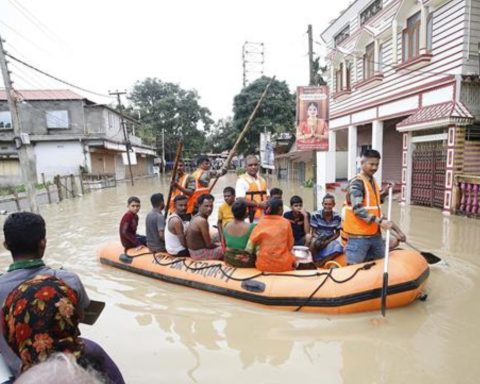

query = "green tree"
312;57;327;86
204;117;237;153
232;76;295;155
127;78;213;160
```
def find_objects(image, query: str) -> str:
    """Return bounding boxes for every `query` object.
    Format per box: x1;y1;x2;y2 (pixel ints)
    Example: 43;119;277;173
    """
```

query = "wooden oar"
164;141;184;218
381;187;393;317
405;241;442;264
208;76;276;193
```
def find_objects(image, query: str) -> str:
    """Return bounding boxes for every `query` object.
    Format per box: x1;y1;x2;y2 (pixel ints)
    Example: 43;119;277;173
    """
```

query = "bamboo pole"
209;76;276;193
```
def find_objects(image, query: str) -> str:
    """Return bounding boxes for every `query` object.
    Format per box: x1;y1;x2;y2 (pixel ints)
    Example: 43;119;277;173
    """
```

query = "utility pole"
242;41;265;87
307;24;318;210
161;128;166;174
109;90;134;186
0;34;39;213
308;24;315;86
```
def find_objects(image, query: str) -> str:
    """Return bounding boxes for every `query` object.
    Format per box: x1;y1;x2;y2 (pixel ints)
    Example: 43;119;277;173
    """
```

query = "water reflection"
1;174;480;383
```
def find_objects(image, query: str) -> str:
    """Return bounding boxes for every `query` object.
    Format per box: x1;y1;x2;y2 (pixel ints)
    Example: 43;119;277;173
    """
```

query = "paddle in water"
405;241;442;264
381;187;393;317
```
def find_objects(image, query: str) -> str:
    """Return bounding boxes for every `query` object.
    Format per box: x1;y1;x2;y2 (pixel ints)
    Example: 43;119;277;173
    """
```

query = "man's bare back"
186;215;210;250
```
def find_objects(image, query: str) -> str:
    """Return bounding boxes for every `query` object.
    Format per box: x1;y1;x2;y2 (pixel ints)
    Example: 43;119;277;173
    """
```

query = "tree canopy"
232;76;295;155
127;78;213;160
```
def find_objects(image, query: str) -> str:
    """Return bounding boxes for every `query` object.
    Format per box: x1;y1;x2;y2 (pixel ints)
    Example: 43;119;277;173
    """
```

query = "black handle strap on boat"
294;262;376;312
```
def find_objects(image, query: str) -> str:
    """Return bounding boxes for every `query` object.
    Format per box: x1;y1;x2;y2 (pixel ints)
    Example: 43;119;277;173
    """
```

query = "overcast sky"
0;0;350;121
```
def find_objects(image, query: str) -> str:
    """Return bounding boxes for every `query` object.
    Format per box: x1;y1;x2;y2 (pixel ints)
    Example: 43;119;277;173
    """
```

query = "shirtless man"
186;193;224;261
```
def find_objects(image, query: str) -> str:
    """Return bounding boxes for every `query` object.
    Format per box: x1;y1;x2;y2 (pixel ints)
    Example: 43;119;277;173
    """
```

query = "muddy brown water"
1;173;479;383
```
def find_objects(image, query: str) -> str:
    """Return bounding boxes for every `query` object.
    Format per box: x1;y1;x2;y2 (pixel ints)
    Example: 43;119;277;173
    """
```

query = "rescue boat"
97;241;429;314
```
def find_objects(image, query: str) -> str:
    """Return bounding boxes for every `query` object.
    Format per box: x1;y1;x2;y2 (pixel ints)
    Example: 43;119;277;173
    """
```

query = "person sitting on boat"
246;198;295;272
186;194;224;260
0;212;93;379
165;195;190;257
283;195;311;246
2;275;124;383
310;194;343;266
235;154;269;223
145;193;166;253
168;159;194;218
223;200;257;268
187;155;227;216
119;196;146;250
269;187;283;200
217;186;235;231
343;149;406;265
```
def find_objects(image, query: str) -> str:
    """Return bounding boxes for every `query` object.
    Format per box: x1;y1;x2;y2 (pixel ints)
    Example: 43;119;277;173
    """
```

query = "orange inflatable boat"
97;241;429;314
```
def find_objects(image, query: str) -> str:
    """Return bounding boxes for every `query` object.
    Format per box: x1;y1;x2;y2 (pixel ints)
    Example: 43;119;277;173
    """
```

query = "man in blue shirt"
310;194;344;265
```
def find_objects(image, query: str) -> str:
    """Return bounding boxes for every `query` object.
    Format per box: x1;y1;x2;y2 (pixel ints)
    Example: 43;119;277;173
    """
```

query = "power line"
7;0;64;45
0;20;49;54
5;53;112;98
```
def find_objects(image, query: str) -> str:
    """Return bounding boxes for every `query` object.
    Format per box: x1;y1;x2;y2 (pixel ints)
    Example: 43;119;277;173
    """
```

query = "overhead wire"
5;53;113;98
0;20;49;54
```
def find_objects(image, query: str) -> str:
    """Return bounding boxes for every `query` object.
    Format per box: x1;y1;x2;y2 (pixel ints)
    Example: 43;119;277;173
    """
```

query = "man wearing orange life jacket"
235;155;269;222
168;159;194;215
343;149;406;265
186;155;226;215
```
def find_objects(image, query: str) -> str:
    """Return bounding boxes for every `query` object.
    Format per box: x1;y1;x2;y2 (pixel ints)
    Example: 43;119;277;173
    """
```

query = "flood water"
1;173;479;383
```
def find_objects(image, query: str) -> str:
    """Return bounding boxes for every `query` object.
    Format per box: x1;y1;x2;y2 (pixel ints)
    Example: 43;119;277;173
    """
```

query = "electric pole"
308;24;315;86
307;24;318;210
161;128;165;174
0;34;39;213
242;41;265;87
109;90;134;186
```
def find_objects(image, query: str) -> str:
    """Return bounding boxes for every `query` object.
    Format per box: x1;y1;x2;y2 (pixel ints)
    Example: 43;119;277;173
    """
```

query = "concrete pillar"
371;120;383;185
348;125;357;180
443;125;456;215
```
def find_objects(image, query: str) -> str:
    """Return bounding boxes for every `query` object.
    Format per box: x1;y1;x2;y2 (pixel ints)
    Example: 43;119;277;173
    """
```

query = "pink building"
321;0;480;214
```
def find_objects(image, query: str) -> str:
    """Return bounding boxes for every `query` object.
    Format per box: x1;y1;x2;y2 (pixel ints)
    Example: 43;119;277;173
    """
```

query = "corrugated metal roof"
0;89;85;101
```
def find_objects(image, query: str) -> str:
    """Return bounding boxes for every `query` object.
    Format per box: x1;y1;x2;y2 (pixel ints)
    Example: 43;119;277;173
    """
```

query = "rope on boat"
122;251;377;311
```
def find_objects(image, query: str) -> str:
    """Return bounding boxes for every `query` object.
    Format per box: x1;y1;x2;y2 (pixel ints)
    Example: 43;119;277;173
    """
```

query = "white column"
420;5;428;54
342;59;347;89
328;130;336;153
348;125;357;180
352;55;358;83
374;39;380;73
372;120;384;185
392;19;398;64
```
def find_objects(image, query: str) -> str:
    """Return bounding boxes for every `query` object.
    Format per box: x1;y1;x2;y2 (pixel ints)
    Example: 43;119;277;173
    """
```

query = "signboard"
260;132;275;170
295;86;329;151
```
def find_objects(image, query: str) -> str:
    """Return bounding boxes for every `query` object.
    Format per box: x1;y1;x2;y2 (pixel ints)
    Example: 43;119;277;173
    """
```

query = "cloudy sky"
0;0;350;120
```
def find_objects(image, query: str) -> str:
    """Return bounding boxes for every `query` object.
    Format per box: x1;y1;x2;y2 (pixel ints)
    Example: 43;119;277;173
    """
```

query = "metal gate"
411;141;446;208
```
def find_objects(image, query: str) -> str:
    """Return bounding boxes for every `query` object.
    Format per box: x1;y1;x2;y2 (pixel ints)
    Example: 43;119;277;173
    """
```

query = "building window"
402;12;421;62
360;0;383;25
427;14;433;51
335;63;343;92
46;110;69;129
0;111;12;129
363;43;375;79
346;62;351;90
334;25;350;47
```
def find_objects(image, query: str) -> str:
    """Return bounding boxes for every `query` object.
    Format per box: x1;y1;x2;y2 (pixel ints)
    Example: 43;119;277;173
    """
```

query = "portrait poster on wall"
295;86;329;151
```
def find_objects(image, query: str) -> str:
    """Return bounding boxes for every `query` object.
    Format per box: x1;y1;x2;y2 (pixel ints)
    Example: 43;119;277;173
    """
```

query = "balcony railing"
456;174;480;217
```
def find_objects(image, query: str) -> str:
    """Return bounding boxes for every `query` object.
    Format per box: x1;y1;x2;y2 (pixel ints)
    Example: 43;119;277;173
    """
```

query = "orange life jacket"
168;173;189;214
187;169;209;214
343;174;382;236
239;173;268;219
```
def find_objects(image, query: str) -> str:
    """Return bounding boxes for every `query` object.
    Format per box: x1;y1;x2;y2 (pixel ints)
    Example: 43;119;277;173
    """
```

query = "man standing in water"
187;155;227;215
235;154;269;222
343;149;406;265
186;194;224;260
168;159;194;216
